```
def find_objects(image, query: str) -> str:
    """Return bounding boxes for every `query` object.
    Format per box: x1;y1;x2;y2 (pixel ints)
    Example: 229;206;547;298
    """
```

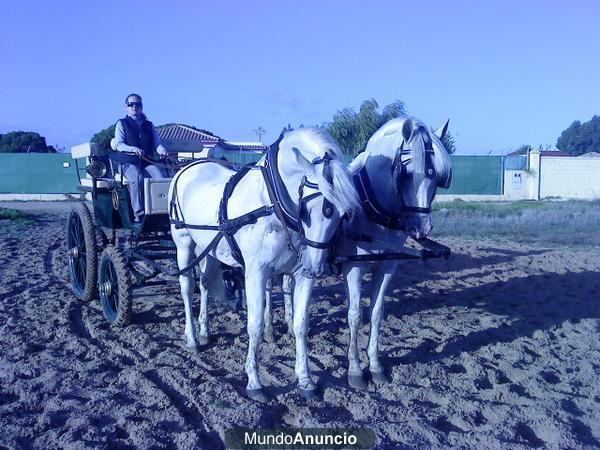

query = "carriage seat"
70;142;170;214
108;138;171;214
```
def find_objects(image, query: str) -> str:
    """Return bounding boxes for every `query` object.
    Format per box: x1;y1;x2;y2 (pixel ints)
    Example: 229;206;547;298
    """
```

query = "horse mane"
280;128;361;215
429;131;452;186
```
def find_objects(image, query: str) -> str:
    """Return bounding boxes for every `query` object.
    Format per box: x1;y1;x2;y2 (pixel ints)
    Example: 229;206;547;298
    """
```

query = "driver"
113;93;168;228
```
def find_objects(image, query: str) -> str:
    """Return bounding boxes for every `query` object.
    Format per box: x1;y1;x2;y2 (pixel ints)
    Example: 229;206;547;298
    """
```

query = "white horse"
168;128;361;401
264;116;452;389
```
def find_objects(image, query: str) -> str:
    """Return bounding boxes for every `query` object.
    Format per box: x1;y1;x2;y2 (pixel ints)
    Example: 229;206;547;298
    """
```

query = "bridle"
296;153;337;250
390;137;439;216
260;142;340;257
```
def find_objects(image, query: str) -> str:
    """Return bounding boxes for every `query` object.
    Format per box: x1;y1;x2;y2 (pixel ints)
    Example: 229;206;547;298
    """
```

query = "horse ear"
402;118;415;142
291;147;315;175
433;119;449;141
348;151;368;174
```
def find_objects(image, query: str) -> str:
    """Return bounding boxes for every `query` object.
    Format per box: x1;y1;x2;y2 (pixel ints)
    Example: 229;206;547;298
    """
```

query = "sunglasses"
127;101;143;108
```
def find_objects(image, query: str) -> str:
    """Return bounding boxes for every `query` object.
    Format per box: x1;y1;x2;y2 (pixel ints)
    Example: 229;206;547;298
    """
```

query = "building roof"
158;124;219;144
222;141;267;151
157;123;267;152
540;150;571;157
578;152;600;157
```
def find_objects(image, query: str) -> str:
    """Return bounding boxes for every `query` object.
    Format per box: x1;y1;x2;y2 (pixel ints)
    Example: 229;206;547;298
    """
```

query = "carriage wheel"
66;203;98;302
98;246;132;327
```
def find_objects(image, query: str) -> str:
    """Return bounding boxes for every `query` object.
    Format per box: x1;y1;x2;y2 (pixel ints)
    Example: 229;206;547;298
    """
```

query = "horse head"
277;128;362;277
364;116;452;240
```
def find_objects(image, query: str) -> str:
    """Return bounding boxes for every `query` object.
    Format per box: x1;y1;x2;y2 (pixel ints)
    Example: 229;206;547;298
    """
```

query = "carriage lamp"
86;159;107;178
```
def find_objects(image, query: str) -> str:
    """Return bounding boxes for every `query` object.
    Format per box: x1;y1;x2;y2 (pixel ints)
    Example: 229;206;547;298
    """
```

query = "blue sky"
1;0;599;154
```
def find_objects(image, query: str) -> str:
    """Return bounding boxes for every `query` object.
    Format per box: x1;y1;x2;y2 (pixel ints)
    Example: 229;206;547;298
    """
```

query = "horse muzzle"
405;213;432;241
300;248;331;278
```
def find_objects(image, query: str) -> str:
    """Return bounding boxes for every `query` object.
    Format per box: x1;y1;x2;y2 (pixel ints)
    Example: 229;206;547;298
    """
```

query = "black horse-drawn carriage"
66;142;244;327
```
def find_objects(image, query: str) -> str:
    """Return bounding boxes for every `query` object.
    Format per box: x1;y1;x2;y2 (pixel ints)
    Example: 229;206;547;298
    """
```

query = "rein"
137;153;262;172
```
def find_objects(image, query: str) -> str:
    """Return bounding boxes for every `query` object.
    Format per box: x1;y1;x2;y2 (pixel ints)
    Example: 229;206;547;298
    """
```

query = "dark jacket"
112;115;157;167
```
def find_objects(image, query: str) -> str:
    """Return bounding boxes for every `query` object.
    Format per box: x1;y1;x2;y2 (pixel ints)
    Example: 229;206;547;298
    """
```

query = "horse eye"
427;168;434;176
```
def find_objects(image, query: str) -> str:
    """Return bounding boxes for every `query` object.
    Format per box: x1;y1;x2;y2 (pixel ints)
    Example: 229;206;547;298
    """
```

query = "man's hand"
157;147;168;157
132;147;144;157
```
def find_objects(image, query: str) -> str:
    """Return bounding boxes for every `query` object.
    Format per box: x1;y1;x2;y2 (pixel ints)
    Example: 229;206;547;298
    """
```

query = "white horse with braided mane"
264;115;452;389
168;128;362;401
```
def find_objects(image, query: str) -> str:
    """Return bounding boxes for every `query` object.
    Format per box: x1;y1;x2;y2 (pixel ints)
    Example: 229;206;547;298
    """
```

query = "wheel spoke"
74;257;81;279
108;262;115;283
72;219;81;244
106;262;118;311
77;222;85;248
77;257;86;280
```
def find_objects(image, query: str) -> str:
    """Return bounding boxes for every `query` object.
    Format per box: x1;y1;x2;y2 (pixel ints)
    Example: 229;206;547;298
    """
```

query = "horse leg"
263;278;274;343
344;264;368;390
196;258;216;346
368;262;396;385
283;273;294;335
293;272;320;400
244;268;269;403
175;237;199;350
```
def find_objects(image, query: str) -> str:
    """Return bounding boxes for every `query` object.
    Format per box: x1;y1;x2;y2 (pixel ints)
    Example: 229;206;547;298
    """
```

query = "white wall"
540;157;600;199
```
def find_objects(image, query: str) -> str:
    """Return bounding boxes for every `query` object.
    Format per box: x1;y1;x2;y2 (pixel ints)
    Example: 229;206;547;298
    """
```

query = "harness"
259;134;336;251
168;137;337;274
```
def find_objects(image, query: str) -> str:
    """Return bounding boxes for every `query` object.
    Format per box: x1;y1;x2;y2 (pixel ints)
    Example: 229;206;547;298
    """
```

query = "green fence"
440;155;504;195
0;153;80;194
343;154;504;195
0;152;505;196
216;150;264;165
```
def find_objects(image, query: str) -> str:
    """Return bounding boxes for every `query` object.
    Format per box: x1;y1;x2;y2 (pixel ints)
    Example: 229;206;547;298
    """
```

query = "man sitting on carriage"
113;93;168;229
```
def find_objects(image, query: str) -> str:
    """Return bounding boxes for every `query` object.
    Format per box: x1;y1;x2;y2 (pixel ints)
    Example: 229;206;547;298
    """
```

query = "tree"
556;115;600;155
441;132;456;154
325;99;412;155
516;144;532;153
90;124;116;156
326;107;361;155
0;131;56;153
381;100;406;123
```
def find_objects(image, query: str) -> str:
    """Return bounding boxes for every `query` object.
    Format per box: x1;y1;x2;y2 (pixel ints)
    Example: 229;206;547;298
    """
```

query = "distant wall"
540;156;600;199
0;153;80;194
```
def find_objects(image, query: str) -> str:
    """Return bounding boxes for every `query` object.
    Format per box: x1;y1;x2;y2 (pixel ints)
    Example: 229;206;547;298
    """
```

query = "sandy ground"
1;201;600;449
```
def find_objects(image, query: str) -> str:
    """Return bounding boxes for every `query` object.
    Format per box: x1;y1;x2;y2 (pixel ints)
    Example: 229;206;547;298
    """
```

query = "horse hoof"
371;370;392;385
246;388;270;403
298;387;321;401
185;341;198;352
198;336;210;346
348;374;368;391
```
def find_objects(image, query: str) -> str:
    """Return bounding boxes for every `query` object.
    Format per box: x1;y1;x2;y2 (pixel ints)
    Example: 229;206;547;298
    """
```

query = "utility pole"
253;127;266;142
